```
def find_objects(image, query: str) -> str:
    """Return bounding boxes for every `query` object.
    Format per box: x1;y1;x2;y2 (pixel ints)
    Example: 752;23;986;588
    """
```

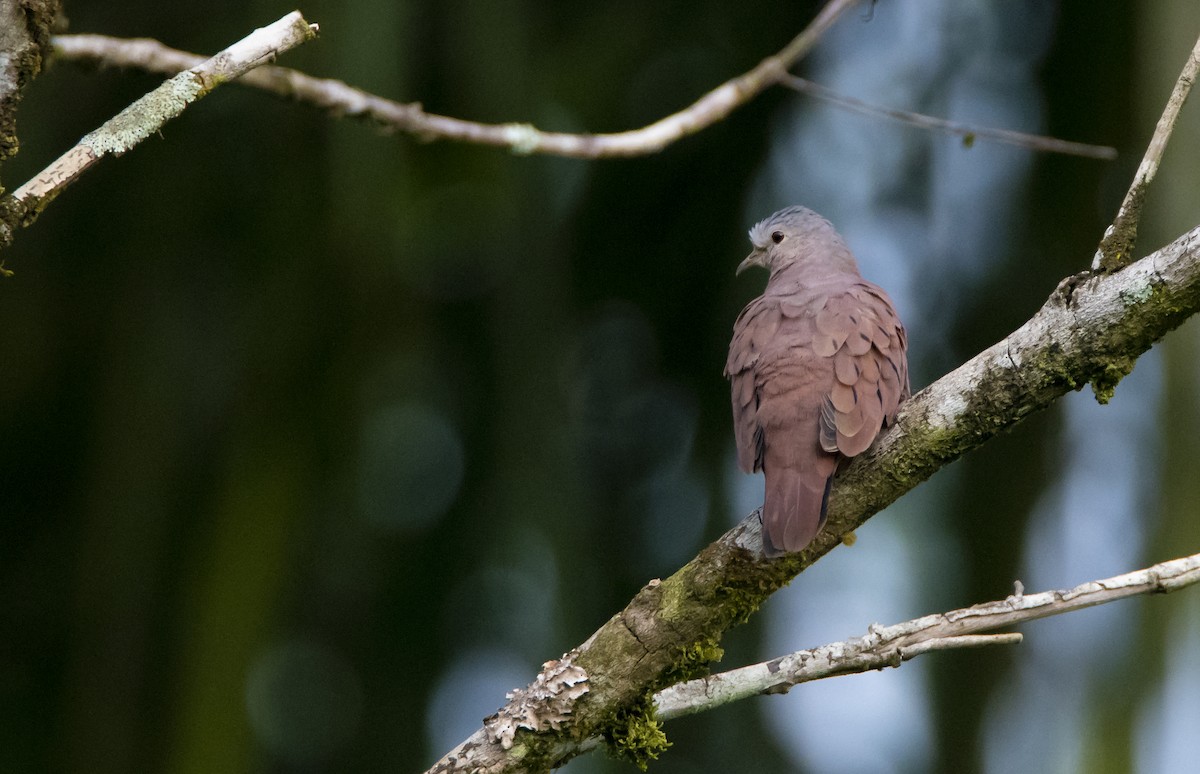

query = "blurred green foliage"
2;2;1198;773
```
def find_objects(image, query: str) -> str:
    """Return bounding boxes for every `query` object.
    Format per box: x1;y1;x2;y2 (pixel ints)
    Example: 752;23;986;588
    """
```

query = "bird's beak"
736;249;765;276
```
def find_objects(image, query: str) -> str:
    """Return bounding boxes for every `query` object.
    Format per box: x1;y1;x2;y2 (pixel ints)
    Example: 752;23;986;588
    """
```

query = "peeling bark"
0;0;60;164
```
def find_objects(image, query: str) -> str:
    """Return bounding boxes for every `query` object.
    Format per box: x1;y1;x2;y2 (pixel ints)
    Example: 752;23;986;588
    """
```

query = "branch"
659;634;1022;720
1094;30;1200;271
52;0;862;158
50;5;1114;165
4;12;318;235
780;75;1117;160
0;0;60;255
655;552;1200;719
0;0;58;164
426;220;1200;771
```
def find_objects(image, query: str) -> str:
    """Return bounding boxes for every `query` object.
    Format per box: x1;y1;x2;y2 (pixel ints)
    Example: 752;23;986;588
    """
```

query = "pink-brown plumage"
725;207;909;556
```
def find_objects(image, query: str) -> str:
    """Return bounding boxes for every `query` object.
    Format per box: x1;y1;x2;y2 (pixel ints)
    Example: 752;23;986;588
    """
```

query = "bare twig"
655;551;1200;719
53;0;862;158
658;634;1021;720
51;5;1117;165
1094;30;1200;272
7;12;318;229
781;74;1118;160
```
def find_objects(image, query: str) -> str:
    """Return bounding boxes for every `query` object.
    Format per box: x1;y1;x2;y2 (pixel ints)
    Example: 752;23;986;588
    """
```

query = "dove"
726;206;909;556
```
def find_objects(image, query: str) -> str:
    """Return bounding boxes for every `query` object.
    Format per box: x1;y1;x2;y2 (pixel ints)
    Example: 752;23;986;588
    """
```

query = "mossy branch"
427;222;1200;771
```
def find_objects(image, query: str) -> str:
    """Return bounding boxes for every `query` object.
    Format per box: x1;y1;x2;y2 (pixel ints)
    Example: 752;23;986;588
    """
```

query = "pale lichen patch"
484;654;589;750
1118;275;1156;306
83;72;205;155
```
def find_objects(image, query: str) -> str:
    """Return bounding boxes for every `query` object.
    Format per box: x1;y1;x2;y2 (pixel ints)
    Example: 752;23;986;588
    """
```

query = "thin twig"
9;13;318;227
781;74;1117;160
52;0;862;158
654;551;1200;720
1094;30;1200;272
51;7;1117;165
656;634;1021;721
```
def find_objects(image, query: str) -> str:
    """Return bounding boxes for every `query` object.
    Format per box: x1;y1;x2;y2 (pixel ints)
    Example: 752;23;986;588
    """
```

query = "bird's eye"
771;231;785;244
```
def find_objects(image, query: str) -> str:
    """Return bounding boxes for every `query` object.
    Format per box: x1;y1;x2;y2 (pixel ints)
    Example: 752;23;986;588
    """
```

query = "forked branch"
655;551;1200;719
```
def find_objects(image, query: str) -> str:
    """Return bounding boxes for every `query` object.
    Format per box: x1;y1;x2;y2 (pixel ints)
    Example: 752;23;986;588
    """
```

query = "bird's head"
737;205;856;278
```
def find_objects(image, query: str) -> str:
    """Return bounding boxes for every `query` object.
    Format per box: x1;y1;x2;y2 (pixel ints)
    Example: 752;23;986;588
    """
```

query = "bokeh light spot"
356;402;465;531
245;639;363;765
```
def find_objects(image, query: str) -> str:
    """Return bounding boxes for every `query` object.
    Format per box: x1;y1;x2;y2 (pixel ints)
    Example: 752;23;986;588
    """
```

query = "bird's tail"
761;464;834;557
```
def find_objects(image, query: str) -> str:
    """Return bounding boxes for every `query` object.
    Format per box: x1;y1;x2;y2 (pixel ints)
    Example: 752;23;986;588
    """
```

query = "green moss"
1096;186;1145;273
712;581;766;626
0;130;17;163
711;550;797;625
596;636;725;769
604;698;671;770
1090;359;1134;404
661;639;724;687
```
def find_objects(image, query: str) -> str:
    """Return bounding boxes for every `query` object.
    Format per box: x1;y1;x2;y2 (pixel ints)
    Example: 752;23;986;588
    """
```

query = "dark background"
2;1;1199;773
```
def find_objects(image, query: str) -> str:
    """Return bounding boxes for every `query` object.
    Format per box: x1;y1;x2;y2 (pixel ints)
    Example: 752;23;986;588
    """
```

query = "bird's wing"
815;283;910;457
726;298;772;472
726;297;822;473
